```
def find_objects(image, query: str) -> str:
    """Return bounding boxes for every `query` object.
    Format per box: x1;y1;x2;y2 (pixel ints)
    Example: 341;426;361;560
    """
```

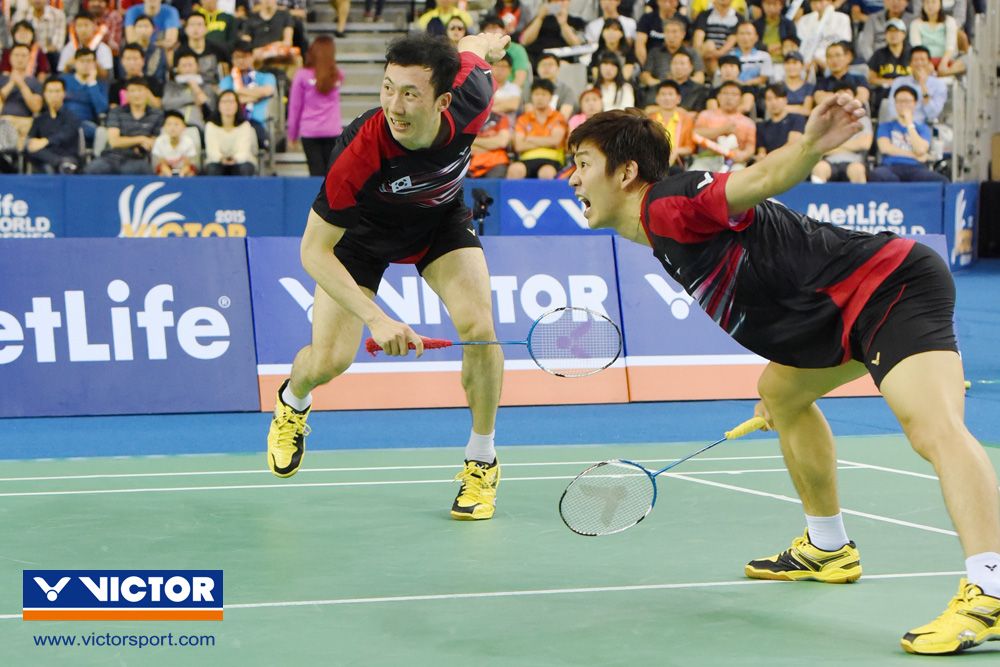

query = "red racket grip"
365;336;454;356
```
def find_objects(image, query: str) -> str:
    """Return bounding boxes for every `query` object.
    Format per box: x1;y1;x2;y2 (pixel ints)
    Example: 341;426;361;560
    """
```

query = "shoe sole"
744;566;861;584
901;631;1000;655
450;509;495;521
267;451;304;478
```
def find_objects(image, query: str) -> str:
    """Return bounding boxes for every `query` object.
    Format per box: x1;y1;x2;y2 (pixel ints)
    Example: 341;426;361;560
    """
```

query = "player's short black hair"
568;109;672;184
385;33;460;98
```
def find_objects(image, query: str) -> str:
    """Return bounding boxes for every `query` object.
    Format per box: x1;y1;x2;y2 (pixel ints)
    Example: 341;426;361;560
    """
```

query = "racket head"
559;459;657;536
526;307;623;378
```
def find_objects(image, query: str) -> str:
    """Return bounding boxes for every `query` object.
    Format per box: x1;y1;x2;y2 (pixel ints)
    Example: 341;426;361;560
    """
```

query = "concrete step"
319;33;396;54
274;152;310;177
308;20;408;33
339;62;390;80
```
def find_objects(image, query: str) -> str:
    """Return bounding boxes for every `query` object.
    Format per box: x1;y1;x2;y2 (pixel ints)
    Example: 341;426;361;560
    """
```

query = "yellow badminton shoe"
267;379;310;478
450;459;500;520
901;579;1000;655
744;530;862;583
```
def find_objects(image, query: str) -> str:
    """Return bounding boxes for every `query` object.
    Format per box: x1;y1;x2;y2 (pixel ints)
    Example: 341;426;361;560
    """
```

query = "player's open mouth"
388;117;410;131
576;195;591;217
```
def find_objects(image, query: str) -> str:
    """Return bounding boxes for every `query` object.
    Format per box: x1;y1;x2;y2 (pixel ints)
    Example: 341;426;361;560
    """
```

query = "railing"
951;0;1000;181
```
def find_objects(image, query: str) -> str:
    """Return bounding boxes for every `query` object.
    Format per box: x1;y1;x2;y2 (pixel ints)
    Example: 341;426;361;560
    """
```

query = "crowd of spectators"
0;0;343;176
460;0;979;182
0;0;983;182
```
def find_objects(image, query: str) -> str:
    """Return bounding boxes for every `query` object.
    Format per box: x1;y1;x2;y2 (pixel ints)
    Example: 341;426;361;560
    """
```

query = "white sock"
805;513;850;551
465;430;496;464
966;552;1000;598
281;382;311;412
810;175;827;184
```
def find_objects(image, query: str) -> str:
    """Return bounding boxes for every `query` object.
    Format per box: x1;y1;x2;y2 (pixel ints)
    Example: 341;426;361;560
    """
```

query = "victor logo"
118;183;247;237
33;577;71;602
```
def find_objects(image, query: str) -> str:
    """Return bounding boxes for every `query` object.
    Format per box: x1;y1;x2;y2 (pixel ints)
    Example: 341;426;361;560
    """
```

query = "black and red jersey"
642;171;916;368
312;51;495;261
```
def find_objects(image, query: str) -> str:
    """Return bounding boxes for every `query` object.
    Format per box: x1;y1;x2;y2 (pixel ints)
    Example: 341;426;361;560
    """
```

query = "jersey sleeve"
646;171;753;243
448;51;495;136
311;108;383;229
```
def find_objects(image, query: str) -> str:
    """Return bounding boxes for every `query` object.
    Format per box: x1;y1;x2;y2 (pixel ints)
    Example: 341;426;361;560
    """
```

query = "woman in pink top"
287;35;344;176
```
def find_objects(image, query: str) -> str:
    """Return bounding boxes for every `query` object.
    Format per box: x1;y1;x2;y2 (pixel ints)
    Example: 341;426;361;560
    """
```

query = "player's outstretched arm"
457;32;510;64
300;210;424;356
724;93;866;217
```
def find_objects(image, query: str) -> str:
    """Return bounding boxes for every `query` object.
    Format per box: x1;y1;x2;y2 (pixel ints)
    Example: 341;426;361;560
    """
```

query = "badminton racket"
559;416;768;536
365;306;622;378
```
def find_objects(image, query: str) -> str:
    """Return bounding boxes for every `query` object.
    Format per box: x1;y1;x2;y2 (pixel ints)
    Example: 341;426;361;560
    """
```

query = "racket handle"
724;416;768;440
365;336;454;356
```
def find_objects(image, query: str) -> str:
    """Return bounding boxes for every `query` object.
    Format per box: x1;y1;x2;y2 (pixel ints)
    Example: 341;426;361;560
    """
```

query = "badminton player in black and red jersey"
267;32;510;521
566;98;1000;654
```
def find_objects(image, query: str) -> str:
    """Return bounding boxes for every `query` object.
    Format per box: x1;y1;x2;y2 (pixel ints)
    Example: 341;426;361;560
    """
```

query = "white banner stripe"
258;358;626;375
624;354;766;367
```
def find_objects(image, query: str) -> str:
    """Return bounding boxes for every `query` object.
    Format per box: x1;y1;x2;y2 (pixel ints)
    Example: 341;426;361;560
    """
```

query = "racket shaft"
653;417;767;476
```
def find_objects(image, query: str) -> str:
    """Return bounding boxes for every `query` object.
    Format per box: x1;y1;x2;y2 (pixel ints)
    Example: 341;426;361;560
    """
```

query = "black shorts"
331;205;482;293
849;241;958;387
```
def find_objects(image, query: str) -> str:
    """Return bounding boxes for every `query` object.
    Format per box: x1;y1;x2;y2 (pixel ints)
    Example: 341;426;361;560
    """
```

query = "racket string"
559;462;655;536
528;308;622;378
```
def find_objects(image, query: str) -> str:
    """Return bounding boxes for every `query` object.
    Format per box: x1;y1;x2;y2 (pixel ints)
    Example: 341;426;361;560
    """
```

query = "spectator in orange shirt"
469;111;512;179
691;80;755;170
507;79;568;179
645;80;694;164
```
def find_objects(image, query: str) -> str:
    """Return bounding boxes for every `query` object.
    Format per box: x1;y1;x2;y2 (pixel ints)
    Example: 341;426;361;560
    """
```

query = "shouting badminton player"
267;31;509;521
565;99;1000;654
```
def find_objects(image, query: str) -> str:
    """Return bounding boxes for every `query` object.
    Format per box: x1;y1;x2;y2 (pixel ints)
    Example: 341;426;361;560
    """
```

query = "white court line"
668;473;958;537
0;456;786;484
0;467;863;499
0;569;961;619
837;459;1000;492
838;459;939;481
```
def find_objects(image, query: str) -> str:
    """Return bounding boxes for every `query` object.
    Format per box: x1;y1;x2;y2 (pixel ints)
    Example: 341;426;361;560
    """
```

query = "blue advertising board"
942;183;978;269
247;235;627;409
0;176;66;238
0;239;259;417
498;179;613;236
281;176;322;237
62;176;286;238
777;182;944;235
